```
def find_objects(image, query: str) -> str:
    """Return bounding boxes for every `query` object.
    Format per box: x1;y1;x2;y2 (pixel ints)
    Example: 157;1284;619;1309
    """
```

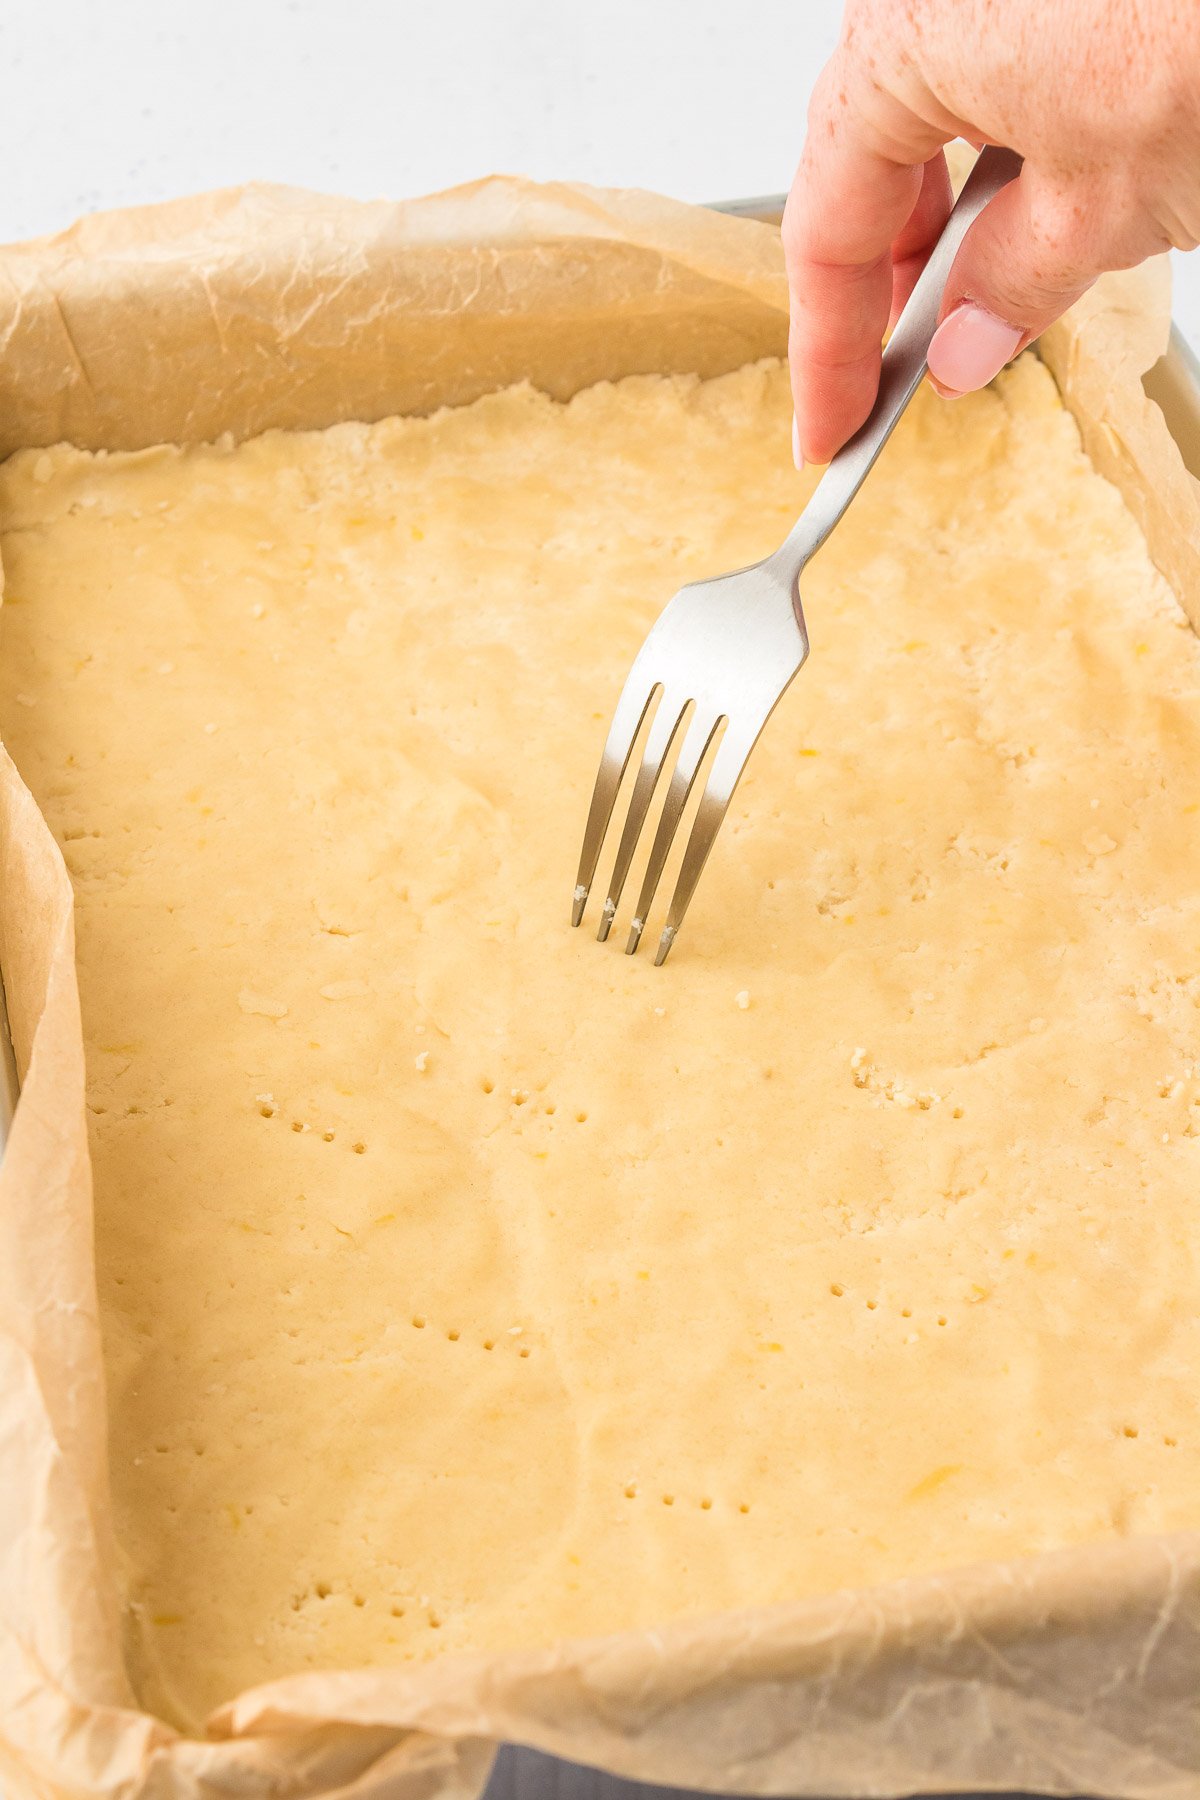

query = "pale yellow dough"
2;356;1200;1733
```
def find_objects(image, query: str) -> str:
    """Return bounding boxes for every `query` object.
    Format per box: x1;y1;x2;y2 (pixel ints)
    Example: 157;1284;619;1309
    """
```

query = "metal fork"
571;145;1022;964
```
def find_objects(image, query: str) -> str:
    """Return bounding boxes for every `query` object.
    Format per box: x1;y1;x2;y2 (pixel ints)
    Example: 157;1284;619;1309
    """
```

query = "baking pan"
0;190;1198;1800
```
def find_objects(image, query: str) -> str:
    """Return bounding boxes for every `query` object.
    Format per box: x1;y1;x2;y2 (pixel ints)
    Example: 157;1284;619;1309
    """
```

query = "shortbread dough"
1;356;1199;1733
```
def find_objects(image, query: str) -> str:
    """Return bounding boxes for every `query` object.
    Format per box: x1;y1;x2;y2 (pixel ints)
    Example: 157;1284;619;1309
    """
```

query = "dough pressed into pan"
1;355;1199;1732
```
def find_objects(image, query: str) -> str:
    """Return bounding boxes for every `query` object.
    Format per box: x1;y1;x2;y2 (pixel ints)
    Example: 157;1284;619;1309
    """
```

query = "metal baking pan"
0;193;1199;1800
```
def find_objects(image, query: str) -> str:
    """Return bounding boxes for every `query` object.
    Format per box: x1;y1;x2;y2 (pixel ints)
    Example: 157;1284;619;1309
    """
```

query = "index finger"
783;64;947;464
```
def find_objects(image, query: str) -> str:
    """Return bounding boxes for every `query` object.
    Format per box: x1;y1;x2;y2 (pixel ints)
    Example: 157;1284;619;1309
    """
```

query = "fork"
570;144;1022;965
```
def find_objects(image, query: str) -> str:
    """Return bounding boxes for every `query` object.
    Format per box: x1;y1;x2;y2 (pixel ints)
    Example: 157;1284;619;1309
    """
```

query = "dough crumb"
238;989;287;1019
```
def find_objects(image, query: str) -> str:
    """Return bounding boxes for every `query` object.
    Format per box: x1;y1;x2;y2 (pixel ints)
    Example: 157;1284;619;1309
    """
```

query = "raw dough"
1;356;1199;1733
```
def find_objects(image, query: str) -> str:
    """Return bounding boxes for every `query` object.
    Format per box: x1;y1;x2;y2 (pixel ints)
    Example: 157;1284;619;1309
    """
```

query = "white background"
0;0;1196;343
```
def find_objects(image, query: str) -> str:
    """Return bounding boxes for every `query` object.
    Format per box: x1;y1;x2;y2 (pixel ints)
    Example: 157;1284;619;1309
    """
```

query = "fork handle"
770;144;1024;585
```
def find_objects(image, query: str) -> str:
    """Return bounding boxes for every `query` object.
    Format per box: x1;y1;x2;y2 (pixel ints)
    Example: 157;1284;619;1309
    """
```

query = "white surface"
0;0;1195;342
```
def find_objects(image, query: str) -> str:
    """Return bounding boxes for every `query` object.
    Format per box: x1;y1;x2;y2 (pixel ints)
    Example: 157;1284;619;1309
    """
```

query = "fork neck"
764;143;1023;595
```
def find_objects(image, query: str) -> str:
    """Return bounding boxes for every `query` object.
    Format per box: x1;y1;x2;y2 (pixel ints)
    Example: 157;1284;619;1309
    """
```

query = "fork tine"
652;726;753;965
596;694;691;942
571;680;661;927
625;710;724;955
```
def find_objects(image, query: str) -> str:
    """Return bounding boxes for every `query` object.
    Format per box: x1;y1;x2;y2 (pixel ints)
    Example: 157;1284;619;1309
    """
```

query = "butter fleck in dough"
1;356;1199;1732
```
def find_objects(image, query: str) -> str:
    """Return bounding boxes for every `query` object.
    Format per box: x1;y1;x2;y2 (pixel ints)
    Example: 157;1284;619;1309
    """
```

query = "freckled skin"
784;0;1200;463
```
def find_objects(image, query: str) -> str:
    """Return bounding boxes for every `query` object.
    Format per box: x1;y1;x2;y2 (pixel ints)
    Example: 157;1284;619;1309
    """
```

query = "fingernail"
927;303;1023;396
791;414;804;471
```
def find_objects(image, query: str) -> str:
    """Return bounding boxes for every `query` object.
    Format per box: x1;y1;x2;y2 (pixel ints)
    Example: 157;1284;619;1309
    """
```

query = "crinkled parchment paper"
1;173;1199;1800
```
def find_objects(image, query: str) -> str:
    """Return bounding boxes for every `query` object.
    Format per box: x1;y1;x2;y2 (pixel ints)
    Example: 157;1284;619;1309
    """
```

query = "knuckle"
789;306;883;375
972;261;1079;328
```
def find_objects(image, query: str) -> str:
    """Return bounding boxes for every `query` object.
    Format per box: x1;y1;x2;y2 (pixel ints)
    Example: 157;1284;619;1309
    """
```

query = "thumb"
927;168;1117;397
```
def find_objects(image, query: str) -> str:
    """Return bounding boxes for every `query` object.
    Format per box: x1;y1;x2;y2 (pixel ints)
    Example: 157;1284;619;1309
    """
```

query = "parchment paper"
1;173;1200;1800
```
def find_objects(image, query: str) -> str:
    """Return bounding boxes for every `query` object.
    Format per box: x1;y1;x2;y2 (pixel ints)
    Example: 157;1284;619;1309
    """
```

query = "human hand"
783;0;1200;466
